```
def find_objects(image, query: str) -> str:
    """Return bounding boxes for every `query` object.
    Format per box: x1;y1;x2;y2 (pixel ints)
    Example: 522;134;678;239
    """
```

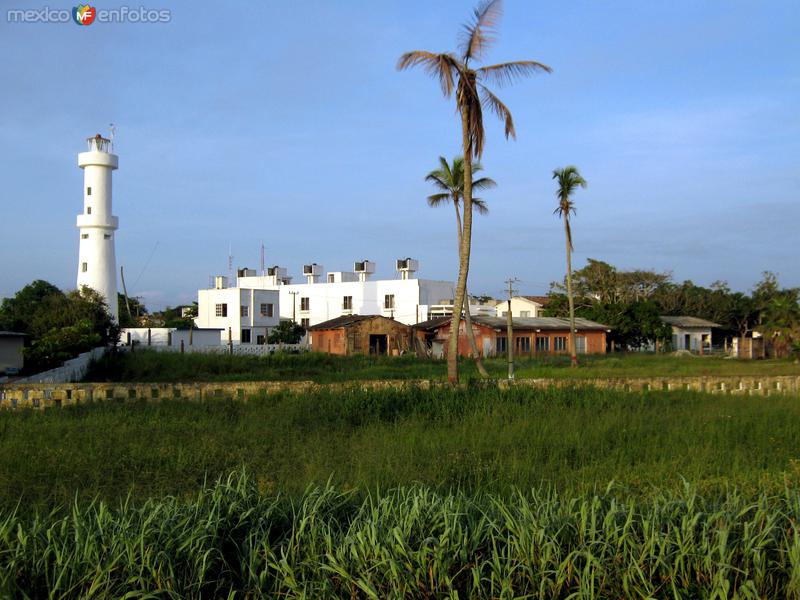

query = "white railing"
124;343;307;356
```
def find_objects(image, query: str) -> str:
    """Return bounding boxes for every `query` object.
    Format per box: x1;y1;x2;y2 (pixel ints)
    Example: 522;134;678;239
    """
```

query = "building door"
684;334;691;351
482;337;491;357
369;334;388;355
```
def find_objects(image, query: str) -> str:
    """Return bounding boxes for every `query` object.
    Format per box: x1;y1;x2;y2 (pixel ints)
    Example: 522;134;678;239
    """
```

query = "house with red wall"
413;315;610;358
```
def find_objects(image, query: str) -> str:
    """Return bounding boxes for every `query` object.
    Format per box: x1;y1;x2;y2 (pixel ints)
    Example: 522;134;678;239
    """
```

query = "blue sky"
1;0;798;309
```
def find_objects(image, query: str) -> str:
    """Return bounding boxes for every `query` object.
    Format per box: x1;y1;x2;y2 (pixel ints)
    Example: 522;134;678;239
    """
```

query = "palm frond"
427;193;451;207
425;172;451;191
459;0;503;62
397;51;459;97
477;60;552;87
472;198;490;214
472;176;497;191
479;84;515;139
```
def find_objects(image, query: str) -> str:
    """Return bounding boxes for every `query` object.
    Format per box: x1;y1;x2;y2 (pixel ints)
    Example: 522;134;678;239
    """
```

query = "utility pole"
504;277;519;380
288;291;299;323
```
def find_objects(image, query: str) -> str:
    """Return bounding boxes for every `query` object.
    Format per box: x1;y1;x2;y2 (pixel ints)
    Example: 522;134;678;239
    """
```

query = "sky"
0;0;798;310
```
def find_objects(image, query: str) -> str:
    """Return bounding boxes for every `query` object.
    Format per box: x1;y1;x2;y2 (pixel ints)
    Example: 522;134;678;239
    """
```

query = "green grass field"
2;385;799;509
84;349;799;383
4;384;800;596
3;472;800;598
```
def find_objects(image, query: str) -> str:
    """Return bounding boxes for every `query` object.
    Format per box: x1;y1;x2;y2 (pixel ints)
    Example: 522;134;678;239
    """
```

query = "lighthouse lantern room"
76;133;119;322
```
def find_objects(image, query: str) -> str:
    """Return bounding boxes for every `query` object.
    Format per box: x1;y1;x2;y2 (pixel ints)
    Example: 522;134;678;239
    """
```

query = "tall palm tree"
553;166;587;368
426;156;495;376
399;0;551;382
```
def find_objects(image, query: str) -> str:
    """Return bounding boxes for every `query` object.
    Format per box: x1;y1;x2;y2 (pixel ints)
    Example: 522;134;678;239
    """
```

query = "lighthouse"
76;134;119;322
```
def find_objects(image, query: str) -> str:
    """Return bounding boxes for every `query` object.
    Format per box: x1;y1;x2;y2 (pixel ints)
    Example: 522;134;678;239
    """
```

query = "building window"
81;234;88;239
300;297;310;311
81;262;88;272
300;318;310;329
535;337;549;352
86;206;92;214
241;328;251;343
241;305;249;317
343;296;353;310
215;303;227;317
104;234;111;239
327;274;335;283
554;336;568;352
260;303;273;317
496;336;507;353
86;186;92;195
384;294;395;310
520;310;530;317
256;334;265;345
576;336;587;354
501;311;508;317
516;336;531;353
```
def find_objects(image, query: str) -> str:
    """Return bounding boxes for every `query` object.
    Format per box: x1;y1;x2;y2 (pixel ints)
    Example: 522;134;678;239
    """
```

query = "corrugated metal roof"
306;314;402;331
412;315;611;332
660;316;721;328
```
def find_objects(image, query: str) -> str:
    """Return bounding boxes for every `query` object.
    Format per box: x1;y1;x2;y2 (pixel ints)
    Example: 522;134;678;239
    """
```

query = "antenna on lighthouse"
109;123;116;151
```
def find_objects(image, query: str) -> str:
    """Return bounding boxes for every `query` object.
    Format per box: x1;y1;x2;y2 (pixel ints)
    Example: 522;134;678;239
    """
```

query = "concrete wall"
14;347;106;384
195;287;280;343
0;337;24;373
2;375;798;411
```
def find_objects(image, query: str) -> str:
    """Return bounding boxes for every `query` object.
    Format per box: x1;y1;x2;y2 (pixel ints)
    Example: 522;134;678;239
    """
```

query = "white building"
661;316;720;352
76;134;119;321
496;296;546;319
236;259;454;328
194;276;280;344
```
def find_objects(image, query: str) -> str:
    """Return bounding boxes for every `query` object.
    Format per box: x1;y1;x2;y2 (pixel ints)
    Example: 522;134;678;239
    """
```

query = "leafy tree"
1;281;117;372
117;294;148;328
0;280;63;335
426;155;496;376
268;320;305;344
553;166;587;367
399;0;551;382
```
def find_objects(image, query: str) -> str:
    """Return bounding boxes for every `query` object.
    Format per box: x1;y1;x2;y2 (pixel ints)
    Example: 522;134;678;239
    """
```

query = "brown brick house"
307;315;412;356
413;315;610;358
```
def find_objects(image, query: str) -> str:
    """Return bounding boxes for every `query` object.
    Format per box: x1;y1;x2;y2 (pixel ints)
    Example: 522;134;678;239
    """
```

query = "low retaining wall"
0;375;798;411
14;347;107;384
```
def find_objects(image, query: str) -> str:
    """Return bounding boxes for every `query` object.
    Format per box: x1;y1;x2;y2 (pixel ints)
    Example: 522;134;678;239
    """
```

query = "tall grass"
84;349;799;383
2;471;800;598
2;385;800;509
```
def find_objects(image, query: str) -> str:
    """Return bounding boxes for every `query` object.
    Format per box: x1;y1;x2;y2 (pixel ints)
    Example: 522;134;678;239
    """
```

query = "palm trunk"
564;217;578;367
455;201;489;378
447;110;474;383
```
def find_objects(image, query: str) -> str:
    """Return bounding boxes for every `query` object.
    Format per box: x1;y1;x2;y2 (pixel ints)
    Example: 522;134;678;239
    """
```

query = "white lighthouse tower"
76;133;119;322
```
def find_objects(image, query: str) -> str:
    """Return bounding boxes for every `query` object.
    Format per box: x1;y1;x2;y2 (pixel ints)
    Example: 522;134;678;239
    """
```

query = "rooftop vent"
396;257;419;280
303;263;323;284
354;260;376;282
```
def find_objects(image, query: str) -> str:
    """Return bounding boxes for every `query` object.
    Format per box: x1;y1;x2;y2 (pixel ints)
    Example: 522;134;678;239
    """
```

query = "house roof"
520;295;551;306
413;315;610;332
306;314;405;331
660;316;721;329
0;331;26;337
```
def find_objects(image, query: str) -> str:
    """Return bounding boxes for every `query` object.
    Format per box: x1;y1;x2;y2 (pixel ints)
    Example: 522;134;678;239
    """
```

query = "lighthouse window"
86;206;92;215
81;262;88;272
87;187;92;196
81;234;89;239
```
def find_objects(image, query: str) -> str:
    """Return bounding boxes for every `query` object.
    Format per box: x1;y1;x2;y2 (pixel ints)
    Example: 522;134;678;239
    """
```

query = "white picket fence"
16;347;107;384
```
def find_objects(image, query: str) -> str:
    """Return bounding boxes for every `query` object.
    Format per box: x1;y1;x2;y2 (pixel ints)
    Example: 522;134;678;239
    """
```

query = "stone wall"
1;375;798;411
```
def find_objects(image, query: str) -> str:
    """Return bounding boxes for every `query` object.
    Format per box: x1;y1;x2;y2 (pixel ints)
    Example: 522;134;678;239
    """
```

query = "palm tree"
399;0;551;382
552;166;587;368
426;156;495;376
